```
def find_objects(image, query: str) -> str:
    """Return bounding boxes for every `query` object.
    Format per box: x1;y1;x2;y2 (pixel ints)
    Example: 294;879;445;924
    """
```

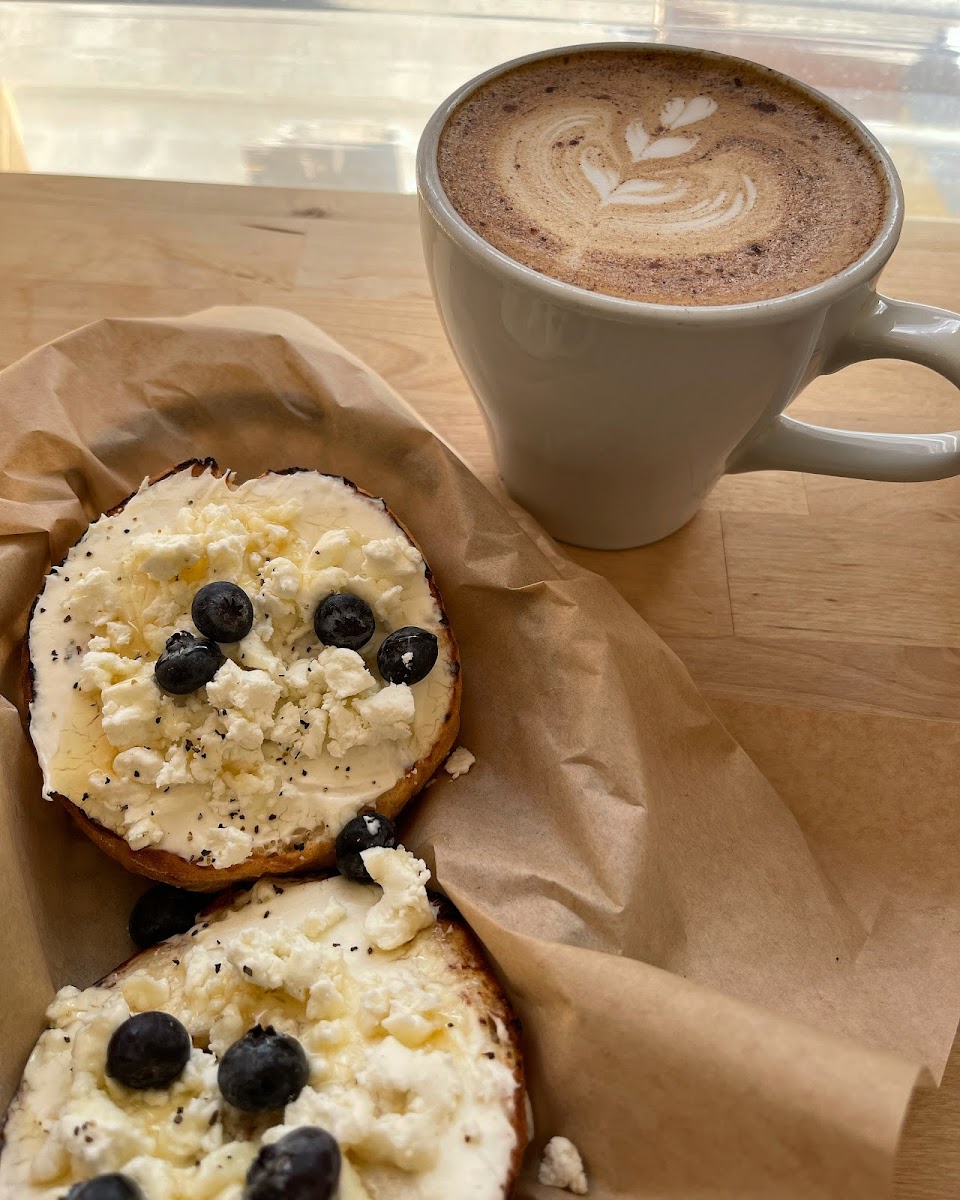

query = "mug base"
505;483;702;550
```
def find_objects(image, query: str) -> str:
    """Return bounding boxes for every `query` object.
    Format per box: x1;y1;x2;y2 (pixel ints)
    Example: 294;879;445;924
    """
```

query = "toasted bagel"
0;859;525;1199
26;460;460;889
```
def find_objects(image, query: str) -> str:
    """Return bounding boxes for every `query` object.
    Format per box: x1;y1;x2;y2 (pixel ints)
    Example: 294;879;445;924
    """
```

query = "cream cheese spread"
0;851;519;1200
27;467;457;868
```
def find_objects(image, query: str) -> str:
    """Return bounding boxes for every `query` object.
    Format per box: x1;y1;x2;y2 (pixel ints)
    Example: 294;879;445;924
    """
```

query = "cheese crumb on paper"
444;746;475;779
539;1135;588;1194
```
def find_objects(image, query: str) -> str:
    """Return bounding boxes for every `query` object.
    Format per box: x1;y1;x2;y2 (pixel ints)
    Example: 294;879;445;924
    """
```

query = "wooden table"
1;172;957;1197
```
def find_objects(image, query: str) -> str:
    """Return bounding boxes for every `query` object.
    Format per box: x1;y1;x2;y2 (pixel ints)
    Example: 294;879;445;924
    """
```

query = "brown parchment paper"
0;306;957;1199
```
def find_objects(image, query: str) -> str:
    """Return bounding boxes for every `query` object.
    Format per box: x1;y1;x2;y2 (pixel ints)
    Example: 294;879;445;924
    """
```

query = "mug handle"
730;293;960;478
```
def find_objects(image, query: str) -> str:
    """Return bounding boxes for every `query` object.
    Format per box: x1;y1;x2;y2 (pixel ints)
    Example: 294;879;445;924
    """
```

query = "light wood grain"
705;469;810;514
722;514;960;645
0;172;957;1198
569;511;733;639
669;635;960;721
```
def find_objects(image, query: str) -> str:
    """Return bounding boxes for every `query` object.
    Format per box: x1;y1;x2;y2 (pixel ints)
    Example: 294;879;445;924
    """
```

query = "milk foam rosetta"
437;49;888;304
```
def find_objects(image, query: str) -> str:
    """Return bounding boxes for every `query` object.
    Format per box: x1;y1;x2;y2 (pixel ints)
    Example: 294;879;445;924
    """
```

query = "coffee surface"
437;49;887;305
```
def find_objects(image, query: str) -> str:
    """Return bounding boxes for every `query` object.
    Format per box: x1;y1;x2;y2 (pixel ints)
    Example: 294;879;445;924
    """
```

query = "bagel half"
26;460;460;889
0;854;526;1199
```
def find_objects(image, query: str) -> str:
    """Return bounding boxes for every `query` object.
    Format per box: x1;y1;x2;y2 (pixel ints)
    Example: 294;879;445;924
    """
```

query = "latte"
436;47;888;305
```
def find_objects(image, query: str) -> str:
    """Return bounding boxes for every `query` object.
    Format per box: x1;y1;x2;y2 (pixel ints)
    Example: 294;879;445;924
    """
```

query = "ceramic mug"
417;42;960;549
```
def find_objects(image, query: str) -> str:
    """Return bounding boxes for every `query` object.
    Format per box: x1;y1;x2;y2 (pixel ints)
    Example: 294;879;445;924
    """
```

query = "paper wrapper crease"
0;307;957;1199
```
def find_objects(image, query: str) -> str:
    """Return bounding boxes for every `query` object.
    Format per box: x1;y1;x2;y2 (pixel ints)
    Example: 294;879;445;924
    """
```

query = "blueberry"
244;1127;341;1200
106;1011;191;1090
65;1176;144;1200
192;582;254;643
128;884;206;949
218;1025;309;1112
335;812;396;884
154;631;223;695
313;593;375;652
377;626;438;685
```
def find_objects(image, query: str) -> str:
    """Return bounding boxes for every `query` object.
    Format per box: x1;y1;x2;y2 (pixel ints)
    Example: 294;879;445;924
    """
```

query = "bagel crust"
25;460;461;889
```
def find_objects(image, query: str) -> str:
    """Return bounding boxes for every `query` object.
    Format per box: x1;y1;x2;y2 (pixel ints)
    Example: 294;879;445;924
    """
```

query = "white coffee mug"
417;43;960;549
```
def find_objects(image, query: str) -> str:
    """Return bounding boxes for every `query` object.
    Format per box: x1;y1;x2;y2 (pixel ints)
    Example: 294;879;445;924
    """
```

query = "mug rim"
416;40;905;324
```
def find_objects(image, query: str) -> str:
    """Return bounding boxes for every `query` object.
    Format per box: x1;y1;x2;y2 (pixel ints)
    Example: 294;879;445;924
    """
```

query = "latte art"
580;99;757;235
510;97;767;253
437;49;888;305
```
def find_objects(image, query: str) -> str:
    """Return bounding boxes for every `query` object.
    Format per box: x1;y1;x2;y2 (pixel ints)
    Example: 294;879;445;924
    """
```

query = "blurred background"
0;0;957;216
